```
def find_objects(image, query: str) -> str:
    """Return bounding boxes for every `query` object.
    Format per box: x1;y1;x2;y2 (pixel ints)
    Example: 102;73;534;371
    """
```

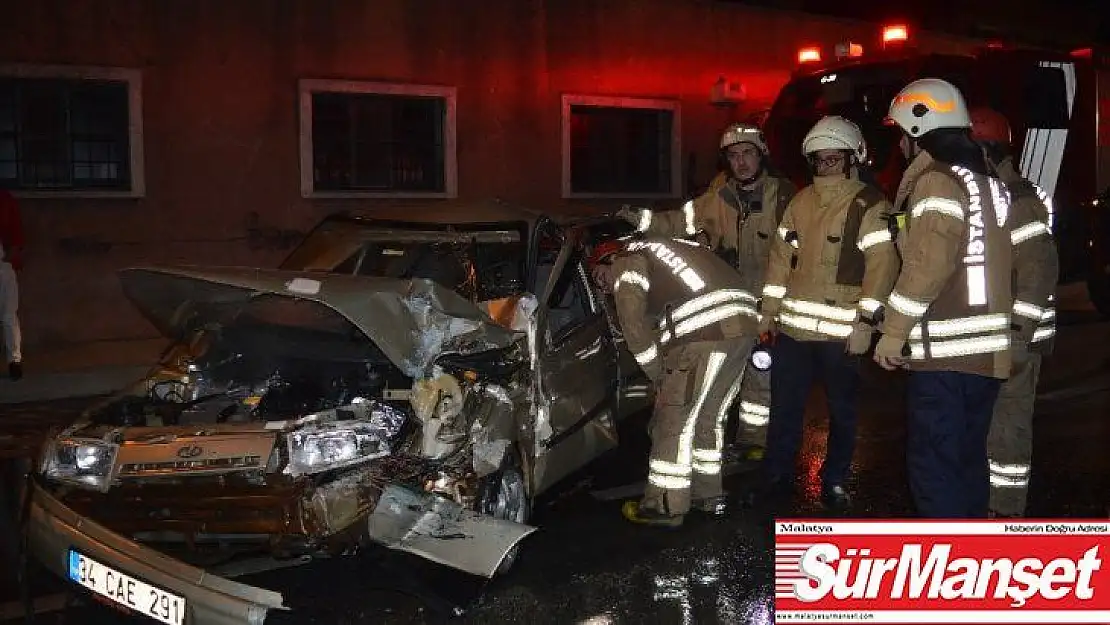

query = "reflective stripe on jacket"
885;152;1014;379
634;172;796;298
610;236;760;379
996;158;1058;355
760;176;900;342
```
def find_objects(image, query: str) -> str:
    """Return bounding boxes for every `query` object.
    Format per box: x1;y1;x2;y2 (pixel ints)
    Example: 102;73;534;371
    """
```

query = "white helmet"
802;116;867;162
886;78;971;138
720;122;769;155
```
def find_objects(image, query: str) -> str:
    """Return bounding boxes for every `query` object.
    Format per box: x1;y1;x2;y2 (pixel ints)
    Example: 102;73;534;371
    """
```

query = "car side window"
535;250;595;345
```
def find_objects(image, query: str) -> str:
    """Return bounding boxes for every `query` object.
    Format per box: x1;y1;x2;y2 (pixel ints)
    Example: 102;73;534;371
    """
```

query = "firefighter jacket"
609;236;760;381
635;172;797;298
760;175;900;342
879;151;1014;379
995;157;1058;355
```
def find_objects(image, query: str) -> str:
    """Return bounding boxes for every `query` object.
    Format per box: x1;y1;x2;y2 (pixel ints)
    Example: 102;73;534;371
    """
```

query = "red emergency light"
798;47;822;64
882;24;909;47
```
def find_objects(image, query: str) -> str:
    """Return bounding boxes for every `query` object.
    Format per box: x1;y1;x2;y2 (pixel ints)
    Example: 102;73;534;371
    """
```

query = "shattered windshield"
281;218;528;301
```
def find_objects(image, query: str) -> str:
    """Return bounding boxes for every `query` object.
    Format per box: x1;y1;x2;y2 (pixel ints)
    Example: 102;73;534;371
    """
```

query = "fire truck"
761;24;1110;316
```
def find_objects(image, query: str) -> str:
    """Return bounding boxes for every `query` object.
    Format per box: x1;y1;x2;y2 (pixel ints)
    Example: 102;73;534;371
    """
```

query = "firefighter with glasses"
970;106;1058;518
617;123;796;465
876;78;1016;518
589;232;758;527
753;116;900;511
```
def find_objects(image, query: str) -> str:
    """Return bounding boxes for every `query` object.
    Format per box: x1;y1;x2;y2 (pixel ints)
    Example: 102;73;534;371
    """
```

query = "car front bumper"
26;478;286;625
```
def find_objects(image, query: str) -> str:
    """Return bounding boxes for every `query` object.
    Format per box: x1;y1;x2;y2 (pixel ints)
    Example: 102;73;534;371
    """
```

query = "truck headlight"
41;438;119;492
284;403;407;476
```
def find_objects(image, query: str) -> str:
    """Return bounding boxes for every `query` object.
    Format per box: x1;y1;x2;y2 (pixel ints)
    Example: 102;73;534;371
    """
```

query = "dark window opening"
568;104;675;195
1022;66;1069;129
0;78;131;191
311;91;447;193
535;247;592;343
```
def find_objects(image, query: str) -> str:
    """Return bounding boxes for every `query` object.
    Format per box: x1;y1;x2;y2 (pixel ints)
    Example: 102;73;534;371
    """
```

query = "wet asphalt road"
5;306;1109;625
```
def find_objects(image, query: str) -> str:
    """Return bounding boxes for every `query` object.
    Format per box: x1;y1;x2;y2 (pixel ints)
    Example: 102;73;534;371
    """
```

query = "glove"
845;322;873;355
616;204;645;227
873;334;908;371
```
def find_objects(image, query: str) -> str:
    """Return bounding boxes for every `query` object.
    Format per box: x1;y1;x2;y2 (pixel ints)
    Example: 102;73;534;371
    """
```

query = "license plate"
67;549;186;625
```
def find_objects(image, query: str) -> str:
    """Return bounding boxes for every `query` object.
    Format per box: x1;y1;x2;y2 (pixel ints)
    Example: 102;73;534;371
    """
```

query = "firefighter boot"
621;500;684;528
820;485;851;513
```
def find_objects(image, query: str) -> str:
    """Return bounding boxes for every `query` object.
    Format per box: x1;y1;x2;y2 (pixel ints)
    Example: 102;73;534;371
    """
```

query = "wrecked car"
26;210;653;625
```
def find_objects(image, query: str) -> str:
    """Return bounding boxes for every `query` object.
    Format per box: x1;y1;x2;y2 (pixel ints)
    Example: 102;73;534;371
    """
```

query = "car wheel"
477;448;530;575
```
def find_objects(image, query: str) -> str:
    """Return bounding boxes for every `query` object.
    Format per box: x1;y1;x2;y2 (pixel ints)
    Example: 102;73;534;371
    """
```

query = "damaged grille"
118;455;264;476
114;433;277;479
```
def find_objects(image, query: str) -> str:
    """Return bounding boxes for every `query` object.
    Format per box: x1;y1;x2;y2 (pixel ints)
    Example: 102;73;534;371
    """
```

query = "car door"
528;223;620;495
581;221;655;420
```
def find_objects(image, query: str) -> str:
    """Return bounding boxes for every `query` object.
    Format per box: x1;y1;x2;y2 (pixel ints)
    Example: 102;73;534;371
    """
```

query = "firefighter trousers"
986;353;1042;516
906;371;1001;518
643;338;753;516
762;333;861;488
733;366;771;448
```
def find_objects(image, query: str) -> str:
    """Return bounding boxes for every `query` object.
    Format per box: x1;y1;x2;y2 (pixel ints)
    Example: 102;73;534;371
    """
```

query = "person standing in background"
0;188;23;381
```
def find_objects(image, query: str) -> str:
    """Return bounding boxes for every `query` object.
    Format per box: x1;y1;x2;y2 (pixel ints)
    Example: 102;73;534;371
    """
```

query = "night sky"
719;0;1108;47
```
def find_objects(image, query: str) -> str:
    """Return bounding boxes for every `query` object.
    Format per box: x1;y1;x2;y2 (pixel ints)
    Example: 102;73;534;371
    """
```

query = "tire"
476;447;530;575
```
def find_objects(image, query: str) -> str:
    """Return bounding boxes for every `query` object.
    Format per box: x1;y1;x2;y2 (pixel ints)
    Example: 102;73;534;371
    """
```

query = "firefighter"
617;123;797;463
970;107;1059;518
589;232;758;527
755;116;900;510
876;78;1015;518
0;189;22;381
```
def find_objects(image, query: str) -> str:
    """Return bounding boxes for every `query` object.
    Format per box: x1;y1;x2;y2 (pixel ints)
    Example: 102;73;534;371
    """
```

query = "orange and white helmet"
720;122;769;155
885;78;971;138
802;115;867;162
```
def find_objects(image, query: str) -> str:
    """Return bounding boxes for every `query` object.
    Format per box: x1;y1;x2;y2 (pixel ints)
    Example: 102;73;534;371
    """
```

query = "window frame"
560;94;682;200
0;63;145;199
542;256;602;351
298;79;458;199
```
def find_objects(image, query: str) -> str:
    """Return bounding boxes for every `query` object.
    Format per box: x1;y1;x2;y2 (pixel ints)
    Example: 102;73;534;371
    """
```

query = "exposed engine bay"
91;324;416;428
83;320;529;486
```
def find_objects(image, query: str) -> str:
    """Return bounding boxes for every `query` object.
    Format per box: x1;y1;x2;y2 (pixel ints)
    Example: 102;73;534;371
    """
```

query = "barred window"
0;70;138;193
561;95;681;198
299;80;457;198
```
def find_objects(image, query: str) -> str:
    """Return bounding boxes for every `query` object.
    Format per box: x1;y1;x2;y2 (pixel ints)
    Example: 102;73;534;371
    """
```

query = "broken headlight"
284;402;407;476
41;437;120;492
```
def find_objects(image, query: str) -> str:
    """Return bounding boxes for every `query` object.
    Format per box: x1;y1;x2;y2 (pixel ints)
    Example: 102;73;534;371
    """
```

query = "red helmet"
589;239;623;266
969;107;1012;145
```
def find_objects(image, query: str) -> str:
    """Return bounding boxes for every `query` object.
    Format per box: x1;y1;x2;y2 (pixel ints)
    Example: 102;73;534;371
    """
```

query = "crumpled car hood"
119;265;523;378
